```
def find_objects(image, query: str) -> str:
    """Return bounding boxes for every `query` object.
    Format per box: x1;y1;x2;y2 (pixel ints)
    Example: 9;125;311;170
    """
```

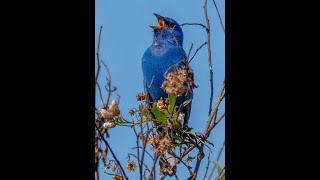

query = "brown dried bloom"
104;164;111;169
136;92;146;101
100;108;114;119
126;161;137;171
103;121;116;129
148;138;155;145
161;65;196;97
112;175;123;180
161;163;173;174
112;164;118;172
185;156;194;163
109;100;120;116
156;97;166;110
153;135;172;154
128;109;135;116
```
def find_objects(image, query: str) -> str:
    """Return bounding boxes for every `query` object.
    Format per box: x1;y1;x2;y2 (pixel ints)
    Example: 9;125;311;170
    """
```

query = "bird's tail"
159;148;176;177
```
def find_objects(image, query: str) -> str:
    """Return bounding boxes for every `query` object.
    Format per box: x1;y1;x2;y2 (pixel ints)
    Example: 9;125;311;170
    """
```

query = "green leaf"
170;143;180;148
184;131;196;138
172;124;182;130
216;162;225;180
172;107;177;123
217;162;222;175
168;94;176;113
160;109;170;117
139;104;144;114
171;133;183;142
168;94;175;107
152;103;167;122
221;175;225;180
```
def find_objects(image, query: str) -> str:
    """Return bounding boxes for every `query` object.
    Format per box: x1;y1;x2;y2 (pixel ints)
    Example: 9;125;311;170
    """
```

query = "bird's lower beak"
149;13;165;30
149;24;162;30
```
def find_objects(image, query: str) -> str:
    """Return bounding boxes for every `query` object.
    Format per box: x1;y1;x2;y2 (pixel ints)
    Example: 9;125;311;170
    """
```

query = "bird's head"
149;13;183;46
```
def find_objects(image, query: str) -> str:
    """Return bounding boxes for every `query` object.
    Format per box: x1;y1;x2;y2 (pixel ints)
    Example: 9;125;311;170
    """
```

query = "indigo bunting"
142;13;194;177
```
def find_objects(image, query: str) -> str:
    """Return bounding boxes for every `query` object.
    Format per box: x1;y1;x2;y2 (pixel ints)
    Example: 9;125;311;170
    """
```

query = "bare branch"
147;154;160;180
187;43;194;62
212;0;225;33
96;26;104;107
101;60;115;106
203;0;214;116
208;141;225;180
188;42;208;64
203;152;211;180
96;26;103;83
180;23;208;31
95;124;128;180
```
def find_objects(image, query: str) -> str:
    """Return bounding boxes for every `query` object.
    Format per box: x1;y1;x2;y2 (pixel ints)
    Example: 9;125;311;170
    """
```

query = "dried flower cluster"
152;134;172;154
112;174;123;180
103;121;116;129
128;109;135;116
136;92;146;101
148;137;155;145
99;100;120;120
161;163;173;174
161;65;196;97
109;100;120;116
156;97;167;110
112;164;118;172
126;161;137;171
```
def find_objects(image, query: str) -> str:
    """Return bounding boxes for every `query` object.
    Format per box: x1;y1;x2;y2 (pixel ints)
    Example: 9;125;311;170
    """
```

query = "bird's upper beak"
149;13;165;30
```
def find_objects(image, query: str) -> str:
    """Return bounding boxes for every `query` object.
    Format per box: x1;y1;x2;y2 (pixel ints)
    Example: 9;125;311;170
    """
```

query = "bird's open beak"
149;13;165;30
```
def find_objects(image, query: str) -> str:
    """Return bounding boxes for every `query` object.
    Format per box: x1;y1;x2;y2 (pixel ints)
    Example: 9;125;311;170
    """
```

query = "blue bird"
142;13;194;177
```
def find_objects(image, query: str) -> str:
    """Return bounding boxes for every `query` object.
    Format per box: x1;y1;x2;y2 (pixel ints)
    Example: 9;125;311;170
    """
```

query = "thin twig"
131;147;154;160
147;154;160;180
187;43;194;62
95;124;128;180
96;26;104;107
203;151;211;180
212;0;225;33
188;42;208;63
96;26;103;83
191;82;225;179
180;23;208;31
173;154;193;175
208;141;225;180
133;126;142;174
101;60;115;106
203;0;214;116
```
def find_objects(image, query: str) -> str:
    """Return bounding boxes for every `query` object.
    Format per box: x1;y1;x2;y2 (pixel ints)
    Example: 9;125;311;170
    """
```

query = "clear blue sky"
95;0;224;179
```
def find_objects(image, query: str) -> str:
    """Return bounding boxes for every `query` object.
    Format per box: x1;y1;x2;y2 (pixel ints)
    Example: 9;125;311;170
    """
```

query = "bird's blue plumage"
142;14;193;125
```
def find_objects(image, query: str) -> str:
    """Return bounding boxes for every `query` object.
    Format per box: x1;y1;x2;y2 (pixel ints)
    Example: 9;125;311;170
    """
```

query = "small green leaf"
216;162;225;180
221;174;225;180
168;94;175;112
139;104;144;114
171;133;183;142
172;124;182;130
172;107;177;123
170;143;180;148
168;94;175;107
160;109;170;117
152;103;167;122
217;162;222;175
